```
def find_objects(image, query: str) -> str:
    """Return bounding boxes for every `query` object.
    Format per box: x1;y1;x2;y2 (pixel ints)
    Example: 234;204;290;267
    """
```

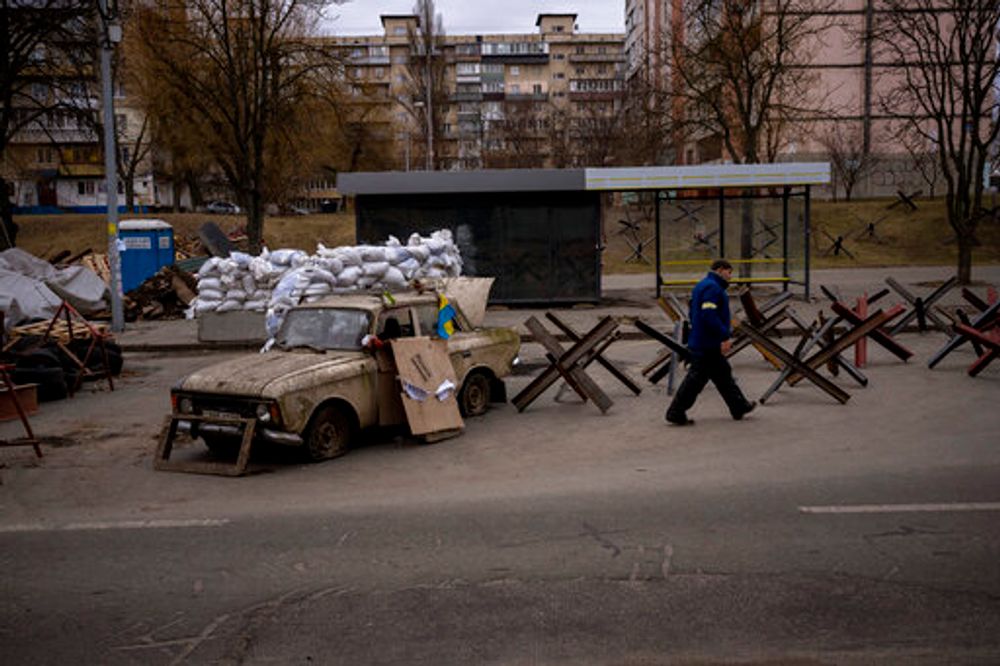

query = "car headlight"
178;397;193;414
256;403;272;422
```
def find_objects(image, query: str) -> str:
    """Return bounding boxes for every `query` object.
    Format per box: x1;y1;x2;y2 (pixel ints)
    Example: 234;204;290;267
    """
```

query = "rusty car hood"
179;350;367;397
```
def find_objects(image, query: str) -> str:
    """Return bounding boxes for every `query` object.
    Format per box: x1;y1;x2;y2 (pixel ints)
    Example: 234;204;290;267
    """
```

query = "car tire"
303;405;353;462
14;366;68;402
458;371;491;417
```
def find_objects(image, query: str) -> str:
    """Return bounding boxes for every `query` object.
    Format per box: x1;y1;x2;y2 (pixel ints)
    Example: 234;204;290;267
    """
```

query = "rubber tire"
13;366;68;402
15;348;62;369
303;405;353;462
458;372;491;417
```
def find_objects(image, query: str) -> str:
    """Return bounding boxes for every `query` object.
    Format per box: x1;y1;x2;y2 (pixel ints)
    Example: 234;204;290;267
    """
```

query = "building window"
394;27;406;36
554;72;565;79
576;67;584;75
374;67;385;78
509;84;520;94
78;181;95;196
510;66;519;76
554;53;565;60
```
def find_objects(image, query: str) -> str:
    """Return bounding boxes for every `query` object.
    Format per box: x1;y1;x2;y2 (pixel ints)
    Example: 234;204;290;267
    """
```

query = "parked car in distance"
169;292;520;462
203;200;241;214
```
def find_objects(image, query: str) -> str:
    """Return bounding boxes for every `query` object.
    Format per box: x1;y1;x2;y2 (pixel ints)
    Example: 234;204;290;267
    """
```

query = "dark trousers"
667;349;750;419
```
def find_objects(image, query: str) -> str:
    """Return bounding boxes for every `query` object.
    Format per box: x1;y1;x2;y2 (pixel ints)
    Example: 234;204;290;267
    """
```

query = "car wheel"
458;371;491;417
303;405;353;462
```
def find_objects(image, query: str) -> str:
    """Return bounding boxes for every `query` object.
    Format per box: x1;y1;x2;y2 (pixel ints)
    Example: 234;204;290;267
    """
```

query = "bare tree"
666;0;833;269
617;72;672;165
0;0;94;248
131;0;336;253
820;123;870;201
876;1;1000;284
398;0;447;171
893;124;942;199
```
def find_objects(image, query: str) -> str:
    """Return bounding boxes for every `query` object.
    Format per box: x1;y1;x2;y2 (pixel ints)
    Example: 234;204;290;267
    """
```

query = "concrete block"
198;310;267;344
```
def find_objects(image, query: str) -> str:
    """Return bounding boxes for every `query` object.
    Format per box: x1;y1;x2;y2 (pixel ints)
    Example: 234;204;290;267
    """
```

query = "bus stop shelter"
338;163;830;303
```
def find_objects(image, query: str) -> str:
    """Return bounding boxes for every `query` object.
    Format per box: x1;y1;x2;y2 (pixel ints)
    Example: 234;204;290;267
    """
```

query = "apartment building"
328;13;626;171
622;0;997;197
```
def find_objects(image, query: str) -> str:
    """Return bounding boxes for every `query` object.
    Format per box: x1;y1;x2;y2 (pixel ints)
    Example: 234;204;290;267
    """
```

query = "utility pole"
98;0;124;332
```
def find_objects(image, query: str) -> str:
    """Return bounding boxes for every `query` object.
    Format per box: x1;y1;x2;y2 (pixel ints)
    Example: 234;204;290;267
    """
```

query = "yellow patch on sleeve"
701;302;718;310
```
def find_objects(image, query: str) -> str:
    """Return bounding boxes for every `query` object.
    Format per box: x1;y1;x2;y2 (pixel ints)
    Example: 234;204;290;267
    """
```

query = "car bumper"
175;418;303;446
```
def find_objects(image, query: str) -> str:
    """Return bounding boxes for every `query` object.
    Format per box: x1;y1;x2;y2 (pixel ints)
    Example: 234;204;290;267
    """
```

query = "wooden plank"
153;415;256;476
391;337;464;436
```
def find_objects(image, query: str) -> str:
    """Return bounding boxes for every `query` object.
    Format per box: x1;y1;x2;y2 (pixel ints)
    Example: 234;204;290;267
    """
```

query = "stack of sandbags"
187;229;463;337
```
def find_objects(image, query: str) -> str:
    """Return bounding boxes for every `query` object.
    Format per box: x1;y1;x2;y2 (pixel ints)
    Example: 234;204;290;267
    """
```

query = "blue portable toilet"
119;219;175;293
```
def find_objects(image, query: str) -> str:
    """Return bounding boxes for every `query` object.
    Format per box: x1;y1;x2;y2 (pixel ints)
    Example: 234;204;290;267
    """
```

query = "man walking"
665;259;755;425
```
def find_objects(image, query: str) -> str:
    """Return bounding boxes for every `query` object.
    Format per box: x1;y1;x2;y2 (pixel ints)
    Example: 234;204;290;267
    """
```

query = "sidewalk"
115;265;1000;352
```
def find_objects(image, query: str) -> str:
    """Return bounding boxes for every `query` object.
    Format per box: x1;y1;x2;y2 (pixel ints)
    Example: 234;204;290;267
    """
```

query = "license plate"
202;410;240;420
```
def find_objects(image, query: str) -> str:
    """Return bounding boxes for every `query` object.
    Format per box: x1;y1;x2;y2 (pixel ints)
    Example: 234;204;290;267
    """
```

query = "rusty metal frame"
154;414;257;476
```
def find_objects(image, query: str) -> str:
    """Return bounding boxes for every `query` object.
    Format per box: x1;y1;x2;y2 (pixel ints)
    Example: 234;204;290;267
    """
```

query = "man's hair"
710;259;733;271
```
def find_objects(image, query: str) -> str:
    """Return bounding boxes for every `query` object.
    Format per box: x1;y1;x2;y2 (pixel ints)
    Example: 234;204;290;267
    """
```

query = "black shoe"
733;401;757;420
666;412;695;426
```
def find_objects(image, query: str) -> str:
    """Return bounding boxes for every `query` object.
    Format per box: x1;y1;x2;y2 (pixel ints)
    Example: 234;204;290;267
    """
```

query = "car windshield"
274;308;371;351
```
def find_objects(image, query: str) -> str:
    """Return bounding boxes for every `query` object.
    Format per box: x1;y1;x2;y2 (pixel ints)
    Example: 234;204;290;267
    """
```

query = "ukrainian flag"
437;293;457;339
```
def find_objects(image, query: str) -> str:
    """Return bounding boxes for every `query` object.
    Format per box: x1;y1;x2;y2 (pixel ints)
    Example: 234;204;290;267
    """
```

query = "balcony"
568;53;626;64
505;92;549;102
348;55;391;66
481;53;549;65
568;90;623;102
450;92;483;102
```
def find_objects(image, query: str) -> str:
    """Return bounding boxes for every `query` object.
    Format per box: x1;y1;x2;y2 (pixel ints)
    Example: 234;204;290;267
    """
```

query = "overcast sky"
324;1;625;36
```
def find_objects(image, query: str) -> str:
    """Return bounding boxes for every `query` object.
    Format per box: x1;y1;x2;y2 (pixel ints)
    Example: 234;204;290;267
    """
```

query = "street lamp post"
98;0;124;332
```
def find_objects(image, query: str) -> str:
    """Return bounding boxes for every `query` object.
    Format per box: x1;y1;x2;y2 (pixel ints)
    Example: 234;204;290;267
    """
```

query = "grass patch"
600;196;1000;274
13;211;356;259
14;197;1000;272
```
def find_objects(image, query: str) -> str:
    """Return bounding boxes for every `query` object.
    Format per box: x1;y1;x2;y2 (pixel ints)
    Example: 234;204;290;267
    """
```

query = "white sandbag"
386;235;401;247
306;266;337;285
427;238;446;255
337;266;363;285
197;258;222;277
362;261;390;278
356;276;377;290
242;273;256;294
318;257;343;276
385;246;412;264
198;277;222;291
407;245;430;262
244;299;267;311
336;247;362;266
217;299;243;312
226;289;247;302
229;251;253;268
198;288;224;301
304;282;331;297
269;248;307;266
194;299;222;314
361;246;386;263
397;257;421;278
381;266;407;289
251;289;271;301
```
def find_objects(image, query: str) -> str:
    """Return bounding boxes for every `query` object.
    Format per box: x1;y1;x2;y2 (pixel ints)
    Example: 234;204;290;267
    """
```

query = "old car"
169;292;520;461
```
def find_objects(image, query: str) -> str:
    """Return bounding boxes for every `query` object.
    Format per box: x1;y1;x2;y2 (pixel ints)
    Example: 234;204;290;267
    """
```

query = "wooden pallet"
6;318;110;347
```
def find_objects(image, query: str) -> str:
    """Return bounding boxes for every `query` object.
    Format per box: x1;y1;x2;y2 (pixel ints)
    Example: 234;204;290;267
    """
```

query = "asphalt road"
2;336;999;664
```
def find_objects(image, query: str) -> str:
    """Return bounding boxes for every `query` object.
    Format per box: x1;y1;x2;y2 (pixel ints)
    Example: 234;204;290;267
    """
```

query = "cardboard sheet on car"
391;337;464;436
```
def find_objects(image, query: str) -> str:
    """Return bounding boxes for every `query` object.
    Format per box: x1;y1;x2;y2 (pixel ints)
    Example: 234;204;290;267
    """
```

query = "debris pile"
188;230;463;337
124;266;198;321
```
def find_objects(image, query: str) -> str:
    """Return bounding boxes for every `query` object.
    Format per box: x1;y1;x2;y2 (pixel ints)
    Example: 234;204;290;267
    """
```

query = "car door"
373;307;417;426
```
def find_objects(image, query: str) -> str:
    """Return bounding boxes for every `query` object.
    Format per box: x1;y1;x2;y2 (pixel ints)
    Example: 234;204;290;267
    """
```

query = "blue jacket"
687;271;732;353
